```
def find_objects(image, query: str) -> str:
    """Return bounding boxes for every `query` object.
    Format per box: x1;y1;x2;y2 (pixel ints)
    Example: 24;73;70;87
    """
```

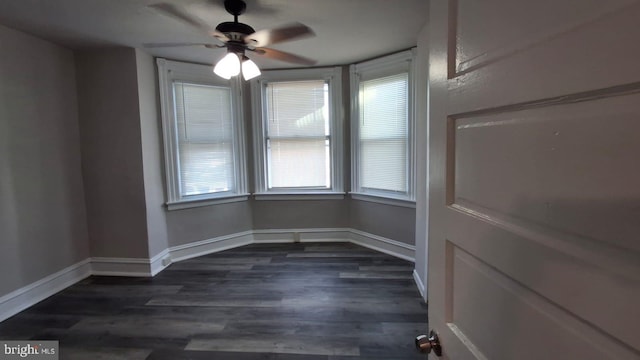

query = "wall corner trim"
150;249;171;276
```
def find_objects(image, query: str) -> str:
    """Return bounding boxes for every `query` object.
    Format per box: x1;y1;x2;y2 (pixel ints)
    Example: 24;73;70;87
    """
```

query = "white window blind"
265;80;330;189
173;82;235;196
358;73;408;193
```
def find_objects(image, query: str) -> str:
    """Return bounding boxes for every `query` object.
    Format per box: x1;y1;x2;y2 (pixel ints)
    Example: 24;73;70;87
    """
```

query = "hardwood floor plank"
61;347;152;360
147;349;329;360
0;313;82;339
69;316;226;338
64;284;183;296
32;329;190;350
250;263;360;271
168;263;254;271
185;335;360;356
338;271;414;279
173;257;273;264
146;297;282;307
286;252;388;258
357;265;414;271
221;319;384;337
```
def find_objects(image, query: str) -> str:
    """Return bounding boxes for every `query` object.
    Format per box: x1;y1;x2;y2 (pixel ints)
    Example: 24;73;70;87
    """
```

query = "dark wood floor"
0;242;428;359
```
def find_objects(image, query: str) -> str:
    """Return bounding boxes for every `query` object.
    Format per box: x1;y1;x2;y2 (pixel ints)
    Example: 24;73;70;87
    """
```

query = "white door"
426;0;640;359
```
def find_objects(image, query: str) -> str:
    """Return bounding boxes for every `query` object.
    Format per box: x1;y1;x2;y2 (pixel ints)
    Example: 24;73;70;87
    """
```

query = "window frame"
350;49;417;206
157;58;248;210
250;67;344;200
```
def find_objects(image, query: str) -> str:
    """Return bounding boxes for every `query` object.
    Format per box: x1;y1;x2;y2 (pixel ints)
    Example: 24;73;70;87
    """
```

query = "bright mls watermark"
1;341;58;359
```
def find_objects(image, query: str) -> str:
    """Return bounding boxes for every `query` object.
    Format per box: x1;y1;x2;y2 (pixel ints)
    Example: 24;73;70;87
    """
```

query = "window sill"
350;193;416;208
253;192;346;201
167;193;250;210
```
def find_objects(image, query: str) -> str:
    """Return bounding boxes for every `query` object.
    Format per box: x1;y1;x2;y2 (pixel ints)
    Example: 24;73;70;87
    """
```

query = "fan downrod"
224;0;246;19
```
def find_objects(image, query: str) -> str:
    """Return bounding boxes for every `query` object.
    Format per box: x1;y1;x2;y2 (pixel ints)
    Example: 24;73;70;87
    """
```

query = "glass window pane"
268;139;329;188
264;80;332;189
361;139;407;192
173;82;234;196
358;73;408;193
266;80;329;137
179;143;233;195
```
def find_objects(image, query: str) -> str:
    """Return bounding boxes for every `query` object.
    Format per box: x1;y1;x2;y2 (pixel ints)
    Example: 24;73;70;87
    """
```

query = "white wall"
0;25;90;296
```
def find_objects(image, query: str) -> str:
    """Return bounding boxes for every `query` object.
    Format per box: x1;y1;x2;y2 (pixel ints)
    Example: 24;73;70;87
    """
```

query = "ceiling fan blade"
245;22;315;48
252;47;317;66
148;3;229;42
143;42;221;49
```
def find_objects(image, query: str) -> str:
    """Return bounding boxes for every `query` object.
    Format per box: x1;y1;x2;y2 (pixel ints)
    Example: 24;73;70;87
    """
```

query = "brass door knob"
415;330;442;356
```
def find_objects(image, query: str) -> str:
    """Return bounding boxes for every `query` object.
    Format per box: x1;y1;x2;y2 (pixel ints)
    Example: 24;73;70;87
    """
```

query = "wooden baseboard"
413;269;427;300
168;231;254;263
0;259;92;322
348;229;415;262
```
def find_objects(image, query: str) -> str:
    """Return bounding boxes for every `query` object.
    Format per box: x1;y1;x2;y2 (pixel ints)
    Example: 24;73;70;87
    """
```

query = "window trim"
157;58;248;210
349;49;417;203
250;67;344;199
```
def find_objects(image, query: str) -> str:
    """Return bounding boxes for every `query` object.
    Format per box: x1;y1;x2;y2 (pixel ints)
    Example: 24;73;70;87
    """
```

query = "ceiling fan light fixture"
241;56;261;81
149;0;317;75
214;52;241;79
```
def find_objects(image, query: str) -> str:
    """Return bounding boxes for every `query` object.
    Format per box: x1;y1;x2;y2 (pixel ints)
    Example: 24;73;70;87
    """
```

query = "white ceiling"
0;0;429;70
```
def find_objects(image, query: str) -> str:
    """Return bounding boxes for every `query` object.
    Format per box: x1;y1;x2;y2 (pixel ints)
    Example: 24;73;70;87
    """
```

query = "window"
350;50;416;204
158;59;247;209
251;68;344;199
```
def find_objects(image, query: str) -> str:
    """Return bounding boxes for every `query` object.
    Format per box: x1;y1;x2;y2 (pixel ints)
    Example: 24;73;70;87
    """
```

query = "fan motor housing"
216;21;255;41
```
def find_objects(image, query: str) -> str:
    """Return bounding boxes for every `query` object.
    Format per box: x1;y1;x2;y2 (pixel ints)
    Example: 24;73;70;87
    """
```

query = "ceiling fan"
148;0;317;80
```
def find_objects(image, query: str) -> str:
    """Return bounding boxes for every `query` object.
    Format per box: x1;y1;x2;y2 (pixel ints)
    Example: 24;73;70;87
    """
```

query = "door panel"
450;1;640;113
446;214;639;355
449;243;620;360
453;0;635;74
452;94;640;252
427;1;640;359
